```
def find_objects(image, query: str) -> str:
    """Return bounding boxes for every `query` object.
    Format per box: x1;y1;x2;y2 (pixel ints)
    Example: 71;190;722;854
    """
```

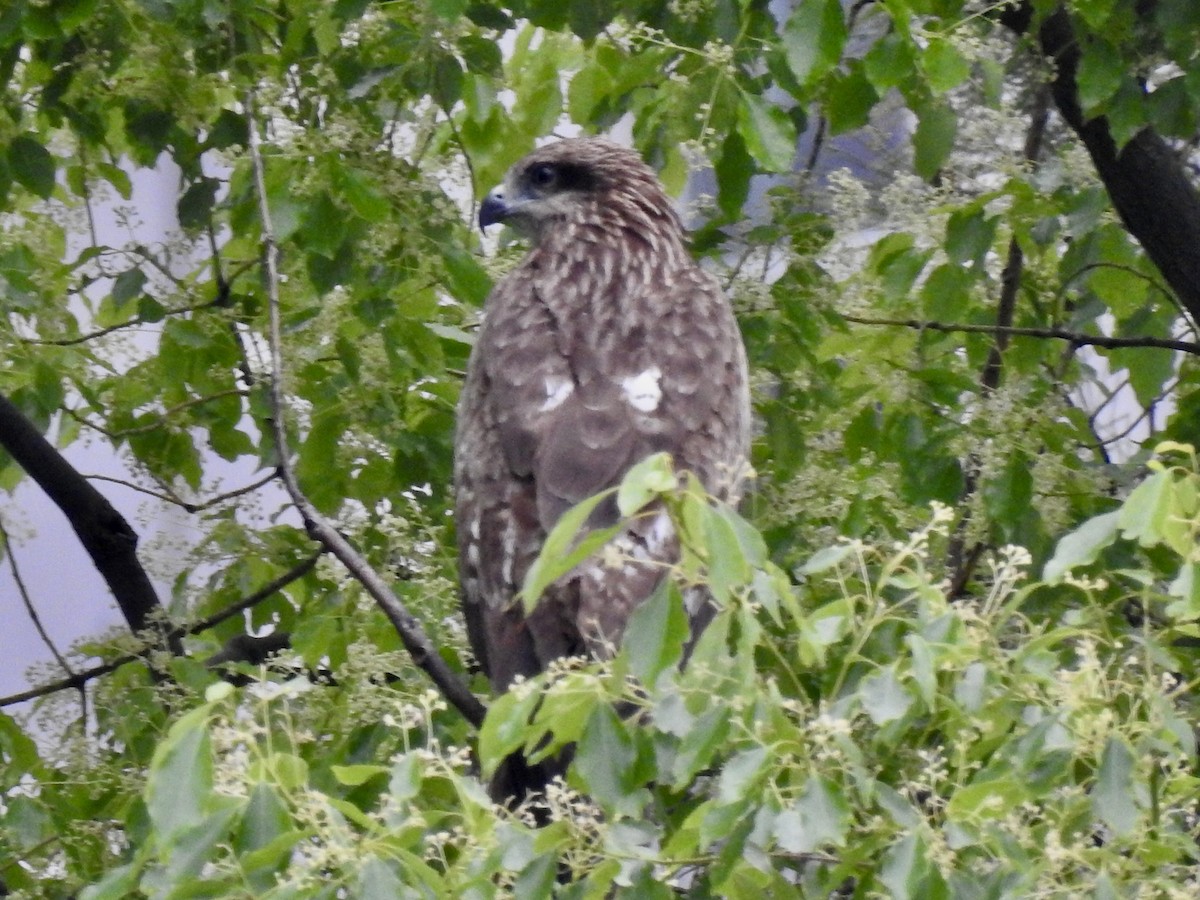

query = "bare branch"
65;388;248;439
20;298;222;346
80;469;278;513
245;92;487;729
189;551;321;634
0;516;75;678
0;552;322;708
841;315;1200;356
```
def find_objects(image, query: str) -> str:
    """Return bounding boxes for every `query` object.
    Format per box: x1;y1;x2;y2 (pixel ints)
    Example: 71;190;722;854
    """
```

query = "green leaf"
616;452;676;516
270;752;309;790
8;136;55;199
775;776;850;853
567;60;615;122
478;688;542;774
389;753;422;802
79;863;141;900
801;543;853;574
944;207;997;268
623;580;687;686
718;746;768;803
1166;563;1200;621
921;38;971;94
576;704;645;816
529;672;601;759
146;706;214;843
111;268;146;310
514;854;558;897
950;780;1026;826
162;803;240;882
97;161;132;199
955;662;987;712
671;704;731;788
880;833;921;900
859;665;913;724
783;0;845;85
1043;511;1120;582
824;67;878;134
736;92;796;173
441;244;493;305
331;764;389;786
520;489;620;611
913;101;956;180
338;168;390;222
906;634;937;708
178;178;219;230
357;859;406;900
1117;470;1173;548
235;783;290;855
703;502;752;601
1077;40;1124;114
1093;735;1138;837
714;130;753;220
920;263;972;322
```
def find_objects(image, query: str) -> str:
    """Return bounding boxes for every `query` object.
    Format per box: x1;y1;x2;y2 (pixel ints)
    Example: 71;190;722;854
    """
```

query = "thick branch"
1003;3;1200;328
245;95;487;730
0;393;174;647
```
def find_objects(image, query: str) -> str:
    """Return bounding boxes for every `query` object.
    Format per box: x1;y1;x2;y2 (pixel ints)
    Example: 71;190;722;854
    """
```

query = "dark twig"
841;315;1200;356
0;552;322;708
0;517;76;679
64;388;248;439
21;299;222;346
81;469;278;514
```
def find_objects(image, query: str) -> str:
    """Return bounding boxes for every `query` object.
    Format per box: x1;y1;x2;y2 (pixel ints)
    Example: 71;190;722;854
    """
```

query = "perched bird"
454;137;750;800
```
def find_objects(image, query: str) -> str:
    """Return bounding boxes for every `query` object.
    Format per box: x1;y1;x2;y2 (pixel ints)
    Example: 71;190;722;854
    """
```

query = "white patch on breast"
621;366;663;412
646;510;674;551
500;512;517;592
541;377;574;411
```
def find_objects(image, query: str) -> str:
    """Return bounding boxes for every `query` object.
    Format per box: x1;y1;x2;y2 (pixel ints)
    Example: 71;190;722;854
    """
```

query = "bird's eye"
529;164;556;187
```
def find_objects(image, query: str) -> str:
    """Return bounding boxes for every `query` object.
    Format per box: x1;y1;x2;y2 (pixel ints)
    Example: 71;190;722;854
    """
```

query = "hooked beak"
478;189;509;229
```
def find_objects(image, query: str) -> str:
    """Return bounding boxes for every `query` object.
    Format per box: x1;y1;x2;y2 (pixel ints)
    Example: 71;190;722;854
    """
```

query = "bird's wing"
533;265;748;527
530;266;748;655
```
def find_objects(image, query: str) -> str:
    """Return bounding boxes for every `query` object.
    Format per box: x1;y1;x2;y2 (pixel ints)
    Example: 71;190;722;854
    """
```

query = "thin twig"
21;299;222;346
0;517;75;678
79;469;279;513
0;552;323;708
842;314;1200;356
245;91;487;729
65;388;248;438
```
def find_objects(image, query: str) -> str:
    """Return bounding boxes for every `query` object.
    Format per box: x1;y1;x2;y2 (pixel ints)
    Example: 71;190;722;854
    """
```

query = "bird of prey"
453;137;750;797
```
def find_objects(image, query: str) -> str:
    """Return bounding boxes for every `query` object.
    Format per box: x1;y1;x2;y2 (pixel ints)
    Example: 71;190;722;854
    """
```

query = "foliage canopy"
1;0;1199;895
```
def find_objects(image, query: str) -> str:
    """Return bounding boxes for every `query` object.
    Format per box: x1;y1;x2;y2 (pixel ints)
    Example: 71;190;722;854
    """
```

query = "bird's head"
478;138;680;244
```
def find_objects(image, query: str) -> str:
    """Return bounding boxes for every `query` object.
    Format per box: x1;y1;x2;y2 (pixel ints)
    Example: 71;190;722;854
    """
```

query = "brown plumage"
454;138;750;799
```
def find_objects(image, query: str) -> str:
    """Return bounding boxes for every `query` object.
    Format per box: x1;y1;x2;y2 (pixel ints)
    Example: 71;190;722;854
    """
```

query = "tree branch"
0;552;322;708
0;393;176;650
245;93;487;730
64;388;248;439
841;315;1200;356
1001;3;1200;330
81;469;278;514
20;298;222;346
0;516;76;679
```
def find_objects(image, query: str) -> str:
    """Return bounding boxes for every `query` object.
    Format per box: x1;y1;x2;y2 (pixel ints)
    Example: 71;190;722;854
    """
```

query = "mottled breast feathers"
454;137;751;695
